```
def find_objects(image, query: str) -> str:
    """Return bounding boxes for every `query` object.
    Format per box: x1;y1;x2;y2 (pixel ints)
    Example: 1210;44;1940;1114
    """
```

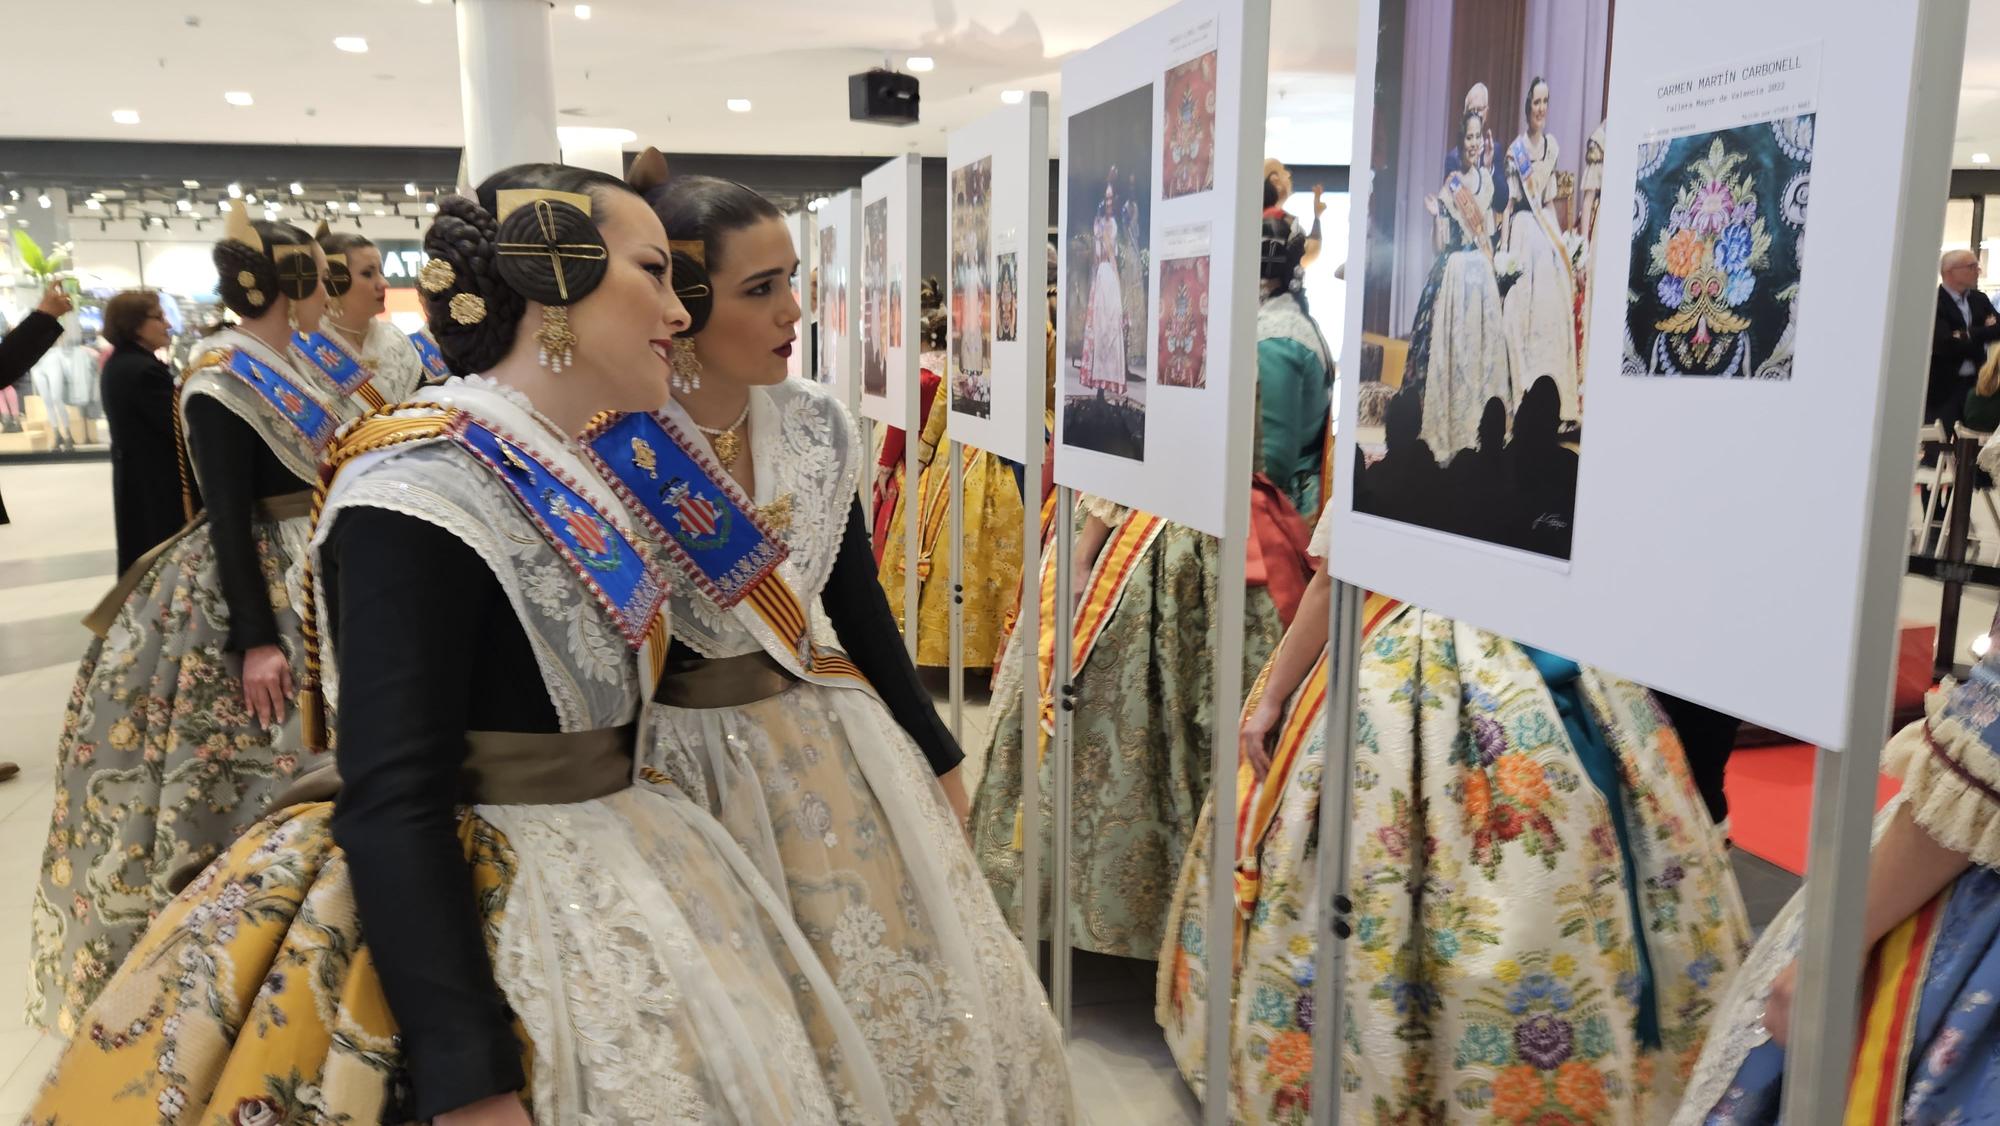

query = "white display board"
814;189;861;416
1051;0;1262;536
783;209;812;383
1329;0;1961;749
946;96;1051;463
860;155;921;427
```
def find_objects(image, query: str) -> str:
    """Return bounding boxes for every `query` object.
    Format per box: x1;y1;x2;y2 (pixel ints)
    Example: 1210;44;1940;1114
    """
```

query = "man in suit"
1928;249;2000;430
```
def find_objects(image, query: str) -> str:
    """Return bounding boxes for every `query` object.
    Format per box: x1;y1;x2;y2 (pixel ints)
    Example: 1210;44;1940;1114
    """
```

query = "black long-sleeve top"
181;396;311;652
0;309;62;392
325;497;959;1117
100;345;187;572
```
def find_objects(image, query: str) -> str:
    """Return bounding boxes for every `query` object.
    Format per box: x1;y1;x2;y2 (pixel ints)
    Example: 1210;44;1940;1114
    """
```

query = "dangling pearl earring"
670;337;703;395
535;306;577;373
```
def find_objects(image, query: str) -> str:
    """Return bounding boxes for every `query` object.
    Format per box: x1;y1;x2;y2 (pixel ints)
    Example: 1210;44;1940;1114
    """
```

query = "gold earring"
325;295;345;325
670;337;702;394
536;305;577;373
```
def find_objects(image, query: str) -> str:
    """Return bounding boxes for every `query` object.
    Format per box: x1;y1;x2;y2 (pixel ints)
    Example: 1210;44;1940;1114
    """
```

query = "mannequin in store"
629;155;1071;1122
97;289;185;572
25;211;367;1035
875;288;1028;673
1157;503;1751;1123
31;160;920;1126
1680;629;2000;1120
968;429;1312;962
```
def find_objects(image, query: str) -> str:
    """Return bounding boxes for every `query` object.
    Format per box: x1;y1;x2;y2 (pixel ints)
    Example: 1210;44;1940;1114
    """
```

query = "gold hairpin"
497;198;607;303
495;188;594;221
670;239;707;266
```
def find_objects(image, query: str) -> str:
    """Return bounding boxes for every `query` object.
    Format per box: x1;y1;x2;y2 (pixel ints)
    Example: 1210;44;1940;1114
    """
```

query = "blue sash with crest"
291;330;375;397
450;412;668;645
223;347;337;450
410;329;452;383
585;410;787;610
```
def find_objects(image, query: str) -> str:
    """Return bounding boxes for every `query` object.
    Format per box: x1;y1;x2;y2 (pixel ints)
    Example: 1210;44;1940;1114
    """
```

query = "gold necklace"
695;400;752;466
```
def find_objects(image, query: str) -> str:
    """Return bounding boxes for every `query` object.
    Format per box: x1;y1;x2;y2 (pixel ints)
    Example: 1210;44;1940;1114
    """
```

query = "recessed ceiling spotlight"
405;182;419;196
727;98;752;112
218;200;233;213
1000;89;1025;105
36;193;50;209
182;179;200;190
3;204;15;214
373;207;386;216
574;3;592;17
90;191;107;201
84;199;101;210
333;36;369;53
906;56;935;73
244;193;259;206
176;198;193;212
111;109;141;125
425;201;439;214
348;201;362;213
1975;152;1994;165
6;191;16;202
325;199;341;210
227;182;243;198
224;91;254;106
290;181;304;196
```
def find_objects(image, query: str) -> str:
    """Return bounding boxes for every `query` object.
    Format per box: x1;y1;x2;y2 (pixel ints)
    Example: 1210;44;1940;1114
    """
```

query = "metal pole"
1934;434;1977;680
1309;580;1364;1126
1051;483;1076;1034
949;442;965;740
1019;89;1051;992
1781;4;1966;1118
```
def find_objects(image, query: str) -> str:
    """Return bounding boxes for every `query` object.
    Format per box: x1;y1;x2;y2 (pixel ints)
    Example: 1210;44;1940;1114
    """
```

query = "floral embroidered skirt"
877;445;1026;670
27;789;897;1124
29;516;312;1035
1155;606;1750;1124
969;522;1283;961
646;679;1073;1125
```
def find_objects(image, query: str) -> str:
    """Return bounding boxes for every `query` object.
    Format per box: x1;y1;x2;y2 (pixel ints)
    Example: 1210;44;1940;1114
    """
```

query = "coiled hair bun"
213;219;316;319
418;162;634;376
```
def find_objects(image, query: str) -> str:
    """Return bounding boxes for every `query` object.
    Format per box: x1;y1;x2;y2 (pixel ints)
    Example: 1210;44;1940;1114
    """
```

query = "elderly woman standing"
98;289;186;573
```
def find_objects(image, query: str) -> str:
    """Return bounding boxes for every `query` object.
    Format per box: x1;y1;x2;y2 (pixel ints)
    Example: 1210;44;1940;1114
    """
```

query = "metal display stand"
1050;485;1076;1032
948;447;965;739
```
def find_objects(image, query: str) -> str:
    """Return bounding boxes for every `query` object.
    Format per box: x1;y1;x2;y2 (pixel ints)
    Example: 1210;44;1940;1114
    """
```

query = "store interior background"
0;0;1996;1120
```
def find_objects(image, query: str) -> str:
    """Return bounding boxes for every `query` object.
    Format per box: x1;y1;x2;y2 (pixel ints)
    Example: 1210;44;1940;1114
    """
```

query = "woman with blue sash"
600;154;1070;1123
1679;644;2000;1124
28;163;901;1125
300;222;429;408
29;209;387;1033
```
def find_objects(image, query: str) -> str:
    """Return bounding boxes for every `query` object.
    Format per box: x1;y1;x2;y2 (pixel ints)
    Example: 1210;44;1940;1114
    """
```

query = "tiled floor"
0;460;1937;1122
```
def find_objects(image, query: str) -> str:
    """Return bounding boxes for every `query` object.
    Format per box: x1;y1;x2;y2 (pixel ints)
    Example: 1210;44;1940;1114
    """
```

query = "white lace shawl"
178;327;343;485
361;318;428;405
310;377;656;731
656;377;862;659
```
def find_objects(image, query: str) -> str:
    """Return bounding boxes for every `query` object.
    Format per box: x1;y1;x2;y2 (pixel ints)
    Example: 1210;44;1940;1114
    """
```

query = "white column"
557;127;629;178
454;0;561;187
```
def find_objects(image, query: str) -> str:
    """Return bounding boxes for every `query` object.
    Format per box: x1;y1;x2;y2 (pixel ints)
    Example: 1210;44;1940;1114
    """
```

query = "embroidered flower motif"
1496;754;1552;806
231;1096;282;1126
1554;1058;1607;1114
1265;1029;1312;1085
1514;1013;1574;1069
1490;1064;1544;1120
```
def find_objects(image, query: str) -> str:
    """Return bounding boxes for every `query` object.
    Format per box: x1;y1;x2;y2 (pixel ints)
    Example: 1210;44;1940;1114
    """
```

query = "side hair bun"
421;194;525;375
492;198;609;307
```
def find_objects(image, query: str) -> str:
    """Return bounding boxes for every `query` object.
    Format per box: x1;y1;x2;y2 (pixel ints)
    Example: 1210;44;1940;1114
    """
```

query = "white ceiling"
0;0;1993;169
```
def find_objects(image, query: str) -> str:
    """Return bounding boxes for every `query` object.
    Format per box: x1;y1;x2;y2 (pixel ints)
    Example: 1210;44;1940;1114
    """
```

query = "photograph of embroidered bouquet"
1625;114;1814;380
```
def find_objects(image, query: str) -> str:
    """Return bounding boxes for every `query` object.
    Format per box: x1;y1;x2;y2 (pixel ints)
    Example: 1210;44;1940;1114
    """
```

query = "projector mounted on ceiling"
849;68;920;127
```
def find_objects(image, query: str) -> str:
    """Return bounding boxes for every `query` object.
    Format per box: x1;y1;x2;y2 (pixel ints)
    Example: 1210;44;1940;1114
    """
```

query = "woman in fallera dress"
1080;173;1131;395
300;223;428;408
28;209;379;1034
29;162;900;1125
1411;109;1519;462
1156;503;1752;1123
623;158;1070;1124
1505;76;1581;422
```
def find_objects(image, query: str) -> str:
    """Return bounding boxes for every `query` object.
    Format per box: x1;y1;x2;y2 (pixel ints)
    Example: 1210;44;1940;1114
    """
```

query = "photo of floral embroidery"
1156;254;1210;388
1162;51;1218;200
1624;114;1813;380
951;156;993;414
995;252;1020;344
863;198;888;396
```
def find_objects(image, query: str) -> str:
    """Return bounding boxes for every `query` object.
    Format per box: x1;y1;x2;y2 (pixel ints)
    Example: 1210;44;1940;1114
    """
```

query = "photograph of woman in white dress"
1504;75;1581;423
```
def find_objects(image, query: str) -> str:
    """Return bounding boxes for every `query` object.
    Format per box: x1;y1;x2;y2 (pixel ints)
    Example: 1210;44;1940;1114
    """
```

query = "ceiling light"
425;201;439;214
290;181;304;196
176;198;193;212
224;91;254;107
906;56;934;72
325;199;342;209
1975;152;1994;165
405;182;419;196
227;182;242;198
182;179;200;190
2;204;14;214
90;191;106;201
264;200;282;212
36;193;50;209
333;36;369;53
574;3;591;17
373;207;386;216
111;108;140;125
348;201;362;213
263;208;278;222
727;98;752;112
8;190;19;202
84;199;101;210
218;200;233;213
1000;89;1025;105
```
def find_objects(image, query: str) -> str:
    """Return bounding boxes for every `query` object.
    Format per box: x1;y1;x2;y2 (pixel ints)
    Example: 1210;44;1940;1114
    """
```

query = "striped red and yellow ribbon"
742;569;867;684
1846;887;1950;1125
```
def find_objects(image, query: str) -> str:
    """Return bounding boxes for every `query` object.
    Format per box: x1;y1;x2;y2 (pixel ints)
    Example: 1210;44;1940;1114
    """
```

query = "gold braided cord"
173;350;230;521
297;405;452;752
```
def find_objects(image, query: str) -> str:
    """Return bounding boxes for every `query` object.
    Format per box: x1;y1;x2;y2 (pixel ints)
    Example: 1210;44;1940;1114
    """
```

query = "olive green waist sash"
654;649;801;709
82;489;316;637
265;723;638;810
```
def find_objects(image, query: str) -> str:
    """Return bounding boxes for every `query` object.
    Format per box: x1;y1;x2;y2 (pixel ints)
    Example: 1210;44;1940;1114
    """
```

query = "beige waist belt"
654;649;800;709
82;490;317;638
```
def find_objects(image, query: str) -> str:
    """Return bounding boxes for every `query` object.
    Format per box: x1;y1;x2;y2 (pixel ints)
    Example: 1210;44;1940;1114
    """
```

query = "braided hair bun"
213;219;316;319
418;162;635;376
